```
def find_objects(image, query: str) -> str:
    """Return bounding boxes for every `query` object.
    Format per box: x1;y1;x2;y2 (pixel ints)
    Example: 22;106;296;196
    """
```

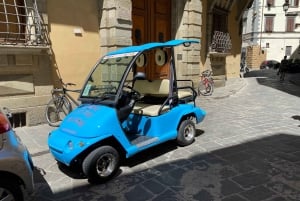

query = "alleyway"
17;69;300;201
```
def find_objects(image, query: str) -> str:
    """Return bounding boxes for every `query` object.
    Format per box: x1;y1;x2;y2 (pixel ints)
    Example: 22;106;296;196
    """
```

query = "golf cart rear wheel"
82;146;120;184
177;119;196;146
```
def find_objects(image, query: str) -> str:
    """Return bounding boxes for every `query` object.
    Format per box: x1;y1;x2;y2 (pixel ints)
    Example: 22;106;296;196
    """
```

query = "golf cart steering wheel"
123;85;141;100
116;85;141;122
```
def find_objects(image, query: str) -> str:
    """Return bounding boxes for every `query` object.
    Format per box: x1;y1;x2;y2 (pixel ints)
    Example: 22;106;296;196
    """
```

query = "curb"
197;78;247;100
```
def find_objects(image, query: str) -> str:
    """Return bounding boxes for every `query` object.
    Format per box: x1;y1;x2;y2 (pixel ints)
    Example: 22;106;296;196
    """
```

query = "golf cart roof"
106;39;200;57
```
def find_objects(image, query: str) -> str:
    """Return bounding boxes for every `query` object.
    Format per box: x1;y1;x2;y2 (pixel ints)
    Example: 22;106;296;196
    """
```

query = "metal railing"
0;0;49;46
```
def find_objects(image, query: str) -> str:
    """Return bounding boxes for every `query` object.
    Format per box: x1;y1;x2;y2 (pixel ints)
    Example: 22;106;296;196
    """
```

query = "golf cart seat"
133;79;194;116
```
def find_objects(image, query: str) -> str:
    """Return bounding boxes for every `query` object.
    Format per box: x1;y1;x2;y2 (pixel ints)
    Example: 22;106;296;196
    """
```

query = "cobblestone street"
17;69;300;201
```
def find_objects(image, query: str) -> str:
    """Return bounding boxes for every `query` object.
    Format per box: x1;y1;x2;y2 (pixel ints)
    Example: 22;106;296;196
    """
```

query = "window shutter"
286;17;295;32
267;0;274;6
265;17;273;32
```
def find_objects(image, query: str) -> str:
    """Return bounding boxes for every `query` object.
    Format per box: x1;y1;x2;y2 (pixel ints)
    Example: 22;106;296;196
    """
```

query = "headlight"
67;140;73;150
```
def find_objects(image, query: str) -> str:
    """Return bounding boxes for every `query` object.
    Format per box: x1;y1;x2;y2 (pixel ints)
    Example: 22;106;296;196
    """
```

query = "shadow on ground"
33;131;300;201
244;69;300;97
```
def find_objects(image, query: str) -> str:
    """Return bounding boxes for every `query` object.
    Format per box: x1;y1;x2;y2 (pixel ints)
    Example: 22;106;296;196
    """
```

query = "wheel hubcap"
184;124;194;141
96;153;115;177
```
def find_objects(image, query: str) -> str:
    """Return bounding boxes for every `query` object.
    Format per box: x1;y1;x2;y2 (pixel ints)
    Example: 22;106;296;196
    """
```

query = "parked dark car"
286;59;300;73
260;60;280;69
0;107;34;201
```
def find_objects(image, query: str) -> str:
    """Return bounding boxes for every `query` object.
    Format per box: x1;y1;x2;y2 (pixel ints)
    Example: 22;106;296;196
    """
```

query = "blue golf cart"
48;39;206;183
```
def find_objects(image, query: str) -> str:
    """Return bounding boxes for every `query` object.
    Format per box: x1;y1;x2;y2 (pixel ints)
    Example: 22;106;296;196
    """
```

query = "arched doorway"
132;0;171;80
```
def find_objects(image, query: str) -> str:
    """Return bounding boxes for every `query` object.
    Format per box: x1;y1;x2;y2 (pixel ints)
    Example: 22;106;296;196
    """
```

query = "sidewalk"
197;72;300;100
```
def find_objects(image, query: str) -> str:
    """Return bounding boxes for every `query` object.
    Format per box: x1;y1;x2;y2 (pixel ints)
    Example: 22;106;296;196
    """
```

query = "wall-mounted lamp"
73;27;83;36
283;2;289;14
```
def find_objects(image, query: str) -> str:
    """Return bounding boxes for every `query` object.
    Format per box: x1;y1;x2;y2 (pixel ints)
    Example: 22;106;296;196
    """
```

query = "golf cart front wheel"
177;119;196;146
82;146;120;184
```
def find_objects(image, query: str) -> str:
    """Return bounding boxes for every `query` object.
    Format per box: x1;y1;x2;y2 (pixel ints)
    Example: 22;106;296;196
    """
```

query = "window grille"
0;0;48;46
210;31;232;53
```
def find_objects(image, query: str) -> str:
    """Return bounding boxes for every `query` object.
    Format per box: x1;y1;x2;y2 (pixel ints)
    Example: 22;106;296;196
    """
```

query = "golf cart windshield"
81;52;137;100
80;39;200;104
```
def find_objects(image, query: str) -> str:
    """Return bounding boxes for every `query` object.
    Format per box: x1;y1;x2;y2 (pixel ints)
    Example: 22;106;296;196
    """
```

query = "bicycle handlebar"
52;88;81;93
201;70;212;77
52;79;81;93
58;78;76;87
65;83;76;86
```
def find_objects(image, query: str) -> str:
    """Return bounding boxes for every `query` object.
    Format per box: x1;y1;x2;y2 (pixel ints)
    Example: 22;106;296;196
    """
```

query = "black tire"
0;180;23;201
45;96;71;127
177;119;196;146
198;80;213;96
82;146;120;184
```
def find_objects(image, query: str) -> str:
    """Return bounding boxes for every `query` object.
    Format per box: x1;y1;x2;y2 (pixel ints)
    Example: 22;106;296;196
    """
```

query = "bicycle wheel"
198;80;213;96
45;96;72;127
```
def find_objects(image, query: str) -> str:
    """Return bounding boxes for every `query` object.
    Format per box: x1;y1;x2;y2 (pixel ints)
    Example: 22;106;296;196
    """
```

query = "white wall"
242;0;300;62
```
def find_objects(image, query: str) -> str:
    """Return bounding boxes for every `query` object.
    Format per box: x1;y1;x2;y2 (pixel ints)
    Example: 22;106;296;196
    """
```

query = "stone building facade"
0;0;51;127
242;0;300;68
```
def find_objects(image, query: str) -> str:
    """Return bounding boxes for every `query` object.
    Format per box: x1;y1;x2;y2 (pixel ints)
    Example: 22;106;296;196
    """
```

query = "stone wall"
246;45;266;69
0;49;52;126
0;0;53;126
99;0;132;55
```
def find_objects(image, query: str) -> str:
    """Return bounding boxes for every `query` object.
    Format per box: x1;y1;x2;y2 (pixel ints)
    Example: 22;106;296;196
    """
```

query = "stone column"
172;0;202;84
99;0;132;56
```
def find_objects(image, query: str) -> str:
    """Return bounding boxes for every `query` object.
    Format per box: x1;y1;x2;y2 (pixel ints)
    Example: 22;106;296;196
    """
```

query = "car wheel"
177;119;196;146
0;180;23;201
82;146;120;184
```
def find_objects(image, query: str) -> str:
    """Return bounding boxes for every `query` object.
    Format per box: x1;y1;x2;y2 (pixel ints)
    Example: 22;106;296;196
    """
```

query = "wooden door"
132;0;171;80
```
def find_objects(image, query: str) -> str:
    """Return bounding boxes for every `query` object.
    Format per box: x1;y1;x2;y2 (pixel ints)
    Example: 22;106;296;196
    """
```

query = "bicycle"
45;79;81;127
198;69;214;96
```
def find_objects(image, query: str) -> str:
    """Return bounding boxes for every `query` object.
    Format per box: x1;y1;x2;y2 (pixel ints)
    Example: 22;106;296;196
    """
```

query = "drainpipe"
259;0;264;54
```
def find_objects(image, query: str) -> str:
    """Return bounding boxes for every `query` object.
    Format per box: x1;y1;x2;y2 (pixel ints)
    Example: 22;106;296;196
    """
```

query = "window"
267;0;275;7
212;9;228;33
285;46;292;56
265;16;274;32
289;0;299;7
210;8;232;53
286;17;295;32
